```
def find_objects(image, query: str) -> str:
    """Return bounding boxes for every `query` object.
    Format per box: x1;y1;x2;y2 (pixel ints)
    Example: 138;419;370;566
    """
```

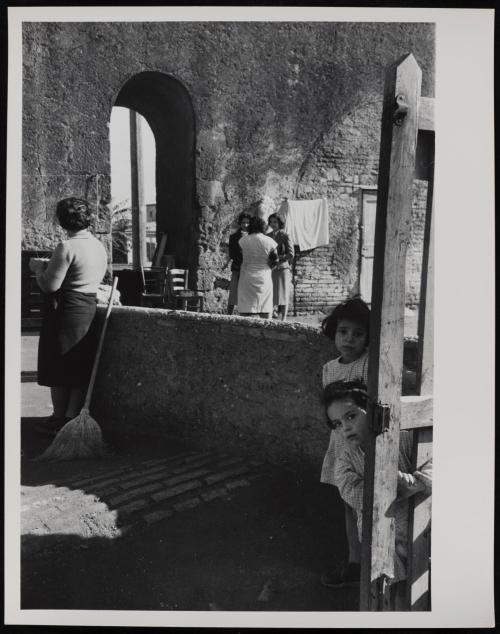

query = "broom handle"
82;276;119;410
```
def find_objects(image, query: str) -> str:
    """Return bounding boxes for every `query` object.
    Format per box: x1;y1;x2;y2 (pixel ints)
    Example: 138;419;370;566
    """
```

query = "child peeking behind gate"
323;379;432;584
319;298;370;588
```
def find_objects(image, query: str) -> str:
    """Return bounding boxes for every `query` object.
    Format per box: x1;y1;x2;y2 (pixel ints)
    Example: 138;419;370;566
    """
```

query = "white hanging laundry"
281;198;329;251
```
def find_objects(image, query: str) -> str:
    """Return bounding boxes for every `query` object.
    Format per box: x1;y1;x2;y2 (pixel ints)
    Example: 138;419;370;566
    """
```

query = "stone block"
173;497;202;512
118;499;149;515
201;487;228;502
225;478;251;490
118;466;176;490
144;509;174;525
204;466;251;485
151;480;202;502
163;468;213;487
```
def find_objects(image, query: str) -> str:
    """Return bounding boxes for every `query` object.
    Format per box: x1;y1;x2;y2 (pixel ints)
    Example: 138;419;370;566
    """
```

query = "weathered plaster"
22;21;435;312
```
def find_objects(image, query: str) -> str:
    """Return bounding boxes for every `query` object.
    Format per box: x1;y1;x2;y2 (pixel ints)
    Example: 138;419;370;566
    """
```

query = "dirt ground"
19;308;419;615
20;332;359;612
21;423;358;612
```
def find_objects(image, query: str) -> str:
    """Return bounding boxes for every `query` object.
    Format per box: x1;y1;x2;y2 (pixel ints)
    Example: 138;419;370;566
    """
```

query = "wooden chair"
21;250;52;330
167;268;204;312
140;266;168;307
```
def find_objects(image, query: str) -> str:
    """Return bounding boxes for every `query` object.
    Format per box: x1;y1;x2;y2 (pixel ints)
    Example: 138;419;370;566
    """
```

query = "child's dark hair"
321;297;371;342
56;197;92;231
322;379;368;411
237;211;252;226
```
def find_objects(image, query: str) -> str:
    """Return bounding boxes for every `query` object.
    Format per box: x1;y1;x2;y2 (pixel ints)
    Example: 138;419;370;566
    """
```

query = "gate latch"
372;403;391;434
393;94;408;126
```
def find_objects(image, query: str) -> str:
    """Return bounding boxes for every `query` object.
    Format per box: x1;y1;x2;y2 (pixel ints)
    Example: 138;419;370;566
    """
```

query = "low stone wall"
93;307;333;474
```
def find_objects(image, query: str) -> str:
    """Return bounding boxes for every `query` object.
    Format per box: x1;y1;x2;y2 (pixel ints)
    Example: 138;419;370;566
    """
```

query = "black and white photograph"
4;5;495;628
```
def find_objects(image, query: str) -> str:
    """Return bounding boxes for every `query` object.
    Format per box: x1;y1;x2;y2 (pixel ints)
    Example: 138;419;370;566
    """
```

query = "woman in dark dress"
29;197;108;435
268;213;294;321
227;211;251;315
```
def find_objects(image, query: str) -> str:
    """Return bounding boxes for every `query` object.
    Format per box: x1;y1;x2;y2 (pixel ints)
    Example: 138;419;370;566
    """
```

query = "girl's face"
269;216;280;232
335;319;367;363
326;397;369;450
240;217;250;231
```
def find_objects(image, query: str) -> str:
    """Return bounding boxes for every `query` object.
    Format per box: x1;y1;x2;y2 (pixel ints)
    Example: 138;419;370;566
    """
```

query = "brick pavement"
22;449;270;554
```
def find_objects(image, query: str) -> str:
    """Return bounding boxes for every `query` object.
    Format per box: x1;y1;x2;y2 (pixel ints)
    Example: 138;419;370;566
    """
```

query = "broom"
37;276;119;461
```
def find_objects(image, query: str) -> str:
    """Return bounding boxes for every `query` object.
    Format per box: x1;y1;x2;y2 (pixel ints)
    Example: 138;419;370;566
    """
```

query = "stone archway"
114;71;196;270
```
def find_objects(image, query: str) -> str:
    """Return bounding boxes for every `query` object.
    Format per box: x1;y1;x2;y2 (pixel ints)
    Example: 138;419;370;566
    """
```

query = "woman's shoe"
34;414;67;436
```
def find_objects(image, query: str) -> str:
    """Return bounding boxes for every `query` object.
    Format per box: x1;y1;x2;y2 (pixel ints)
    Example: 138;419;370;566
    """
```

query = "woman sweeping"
29;197;108;436
237;216;278;319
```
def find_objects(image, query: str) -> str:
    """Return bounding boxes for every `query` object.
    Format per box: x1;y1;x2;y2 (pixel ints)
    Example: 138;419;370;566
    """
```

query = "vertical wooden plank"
360;54;422;611
130;110;147;269
416;172;434;393
359;191;377;303
407;160;434;610
417;97;435;132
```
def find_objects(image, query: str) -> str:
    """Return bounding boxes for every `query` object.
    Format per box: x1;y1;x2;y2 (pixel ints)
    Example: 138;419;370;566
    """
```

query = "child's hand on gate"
397;470;426;498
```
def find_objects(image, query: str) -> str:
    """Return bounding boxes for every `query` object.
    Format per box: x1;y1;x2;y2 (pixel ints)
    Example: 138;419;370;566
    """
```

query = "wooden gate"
360;53;434;611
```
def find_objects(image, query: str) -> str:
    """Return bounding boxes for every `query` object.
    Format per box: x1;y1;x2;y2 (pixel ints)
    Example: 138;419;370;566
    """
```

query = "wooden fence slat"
418;97;435;132
400;395;433;430
416;173;434;392
406;159;434;610
360;53;422;611
407;429;432;609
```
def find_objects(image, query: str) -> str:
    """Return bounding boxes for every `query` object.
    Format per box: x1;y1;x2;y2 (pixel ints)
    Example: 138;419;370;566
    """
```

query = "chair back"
141;266;168;296
168;268;189;294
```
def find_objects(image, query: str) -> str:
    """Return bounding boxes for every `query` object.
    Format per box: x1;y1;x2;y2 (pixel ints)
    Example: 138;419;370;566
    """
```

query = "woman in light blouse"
29;197;108;435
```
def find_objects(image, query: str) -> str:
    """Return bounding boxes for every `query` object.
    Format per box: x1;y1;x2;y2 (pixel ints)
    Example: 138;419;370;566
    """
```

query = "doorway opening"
110;107;157;268
358;188;377;304
109;71;196;275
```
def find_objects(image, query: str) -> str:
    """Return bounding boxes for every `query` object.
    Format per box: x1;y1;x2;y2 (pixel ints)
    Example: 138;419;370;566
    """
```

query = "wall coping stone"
103;305;323;342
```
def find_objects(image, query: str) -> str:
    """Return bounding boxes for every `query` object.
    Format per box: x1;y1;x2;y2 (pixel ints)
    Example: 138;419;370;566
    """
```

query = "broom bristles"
36;408;107;461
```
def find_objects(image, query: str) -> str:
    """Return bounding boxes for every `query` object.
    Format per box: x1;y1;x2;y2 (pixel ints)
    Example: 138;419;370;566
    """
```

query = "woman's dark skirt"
37;290;99;388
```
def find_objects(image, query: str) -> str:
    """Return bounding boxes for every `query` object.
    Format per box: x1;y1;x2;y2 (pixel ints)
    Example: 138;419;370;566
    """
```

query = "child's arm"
413;457;432;491
397;470;427;499
335;447;365;513
397;432;432;498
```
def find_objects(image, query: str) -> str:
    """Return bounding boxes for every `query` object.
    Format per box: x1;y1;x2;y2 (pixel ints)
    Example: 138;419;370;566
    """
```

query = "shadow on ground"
21;417;359;611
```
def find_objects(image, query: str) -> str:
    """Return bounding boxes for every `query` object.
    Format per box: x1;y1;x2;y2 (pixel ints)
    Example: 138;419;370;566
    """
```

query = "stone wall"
91;308;421;472
22;21;434;313
92;308;333;474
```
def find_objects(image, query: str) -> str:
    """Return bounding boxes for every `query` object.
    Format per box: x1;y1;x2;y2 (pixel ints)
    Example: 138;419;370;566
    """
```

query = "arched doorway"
112;71;196;271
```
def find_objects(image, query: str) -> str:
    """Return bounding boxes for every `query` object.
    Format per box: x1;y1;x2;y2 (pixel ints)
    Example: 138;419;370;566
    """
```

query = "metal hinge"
372;403;391;434
393;93;409;126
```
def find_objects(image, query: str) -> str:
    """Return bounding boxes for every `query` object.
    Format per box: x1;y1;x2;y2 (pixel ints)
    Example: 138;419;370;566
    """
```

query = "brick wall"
290;91;430;314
